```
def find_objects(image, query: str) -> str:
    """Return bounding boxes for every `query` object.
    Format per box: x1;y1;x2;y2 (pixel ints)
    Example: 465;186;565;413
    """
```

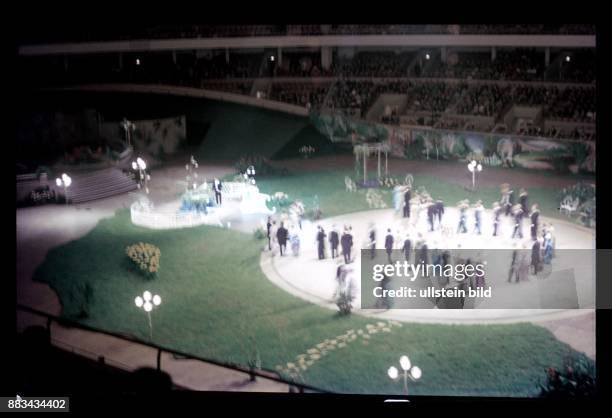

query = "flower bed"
126;242;161;277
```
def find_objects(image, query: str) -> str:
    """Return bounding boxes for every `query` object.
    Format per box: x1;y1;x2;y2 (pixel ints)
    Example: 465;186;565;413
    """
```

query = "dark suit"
403;190;411;218
531;240;541;274
520;193;529;215
427;204;436;232
266;221;272;250
277;227;288;256
385;234;394;263
530;211;539;240
434;200;444;224
341;233;353;264
402;239;411;262
369;229;376;259
213;181;223;205
329;231;339;258
317;230;326;259
493;207;501;236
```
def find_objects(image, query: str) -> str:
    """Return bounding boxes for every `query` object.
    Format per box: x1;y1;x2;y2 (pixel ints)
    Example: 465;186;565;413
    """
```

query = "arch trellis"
353;142;391;184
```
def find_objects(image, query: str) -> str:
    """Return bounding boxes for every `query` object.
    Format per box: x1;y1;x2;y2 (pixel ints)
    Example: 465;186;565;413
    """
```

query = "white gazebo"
353;142;391;184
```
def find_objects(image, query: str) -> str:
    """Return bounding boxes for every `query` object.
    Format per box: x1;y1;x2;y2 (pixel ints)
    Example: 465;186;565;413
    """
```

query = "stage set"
128;171;595;325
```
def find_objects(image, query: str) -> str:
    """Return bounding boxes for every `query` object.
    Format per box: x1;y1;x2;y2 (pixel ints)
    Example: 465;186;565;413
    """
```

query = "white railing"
130;202;224;230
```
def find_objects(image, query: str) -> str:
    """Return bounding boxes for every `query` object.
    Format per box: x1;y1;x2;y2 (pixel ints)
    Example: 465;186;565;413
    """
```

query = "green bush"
253;227;267;240
539;355;595;398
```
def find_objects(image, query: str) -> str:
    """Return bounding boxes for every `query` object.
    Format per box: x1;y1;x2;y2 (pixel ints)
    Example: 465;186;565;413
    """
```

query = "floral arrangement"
378;175;402;189
126;242;161;276
275;321;403;380
299;145;315;159
366;189;387;209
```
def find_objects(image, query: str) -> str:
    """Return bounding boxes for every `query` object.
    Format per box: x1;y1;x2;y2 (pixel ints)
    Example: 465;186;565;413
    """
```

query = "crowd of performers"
263;182;557;309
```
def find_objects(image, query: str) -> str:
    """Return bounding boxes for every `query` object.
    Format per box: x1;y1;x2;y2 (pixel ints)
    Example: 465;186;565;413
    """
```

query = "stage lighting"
425;53;430;60
565;55;571;62
388;355;422;395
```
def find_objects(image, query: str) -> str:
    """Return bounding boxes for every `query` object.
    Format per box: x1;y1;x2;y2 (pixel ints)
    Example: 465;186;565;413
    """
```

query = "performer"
543;231;554;265
519;188;529;215
290;228;300;257
492;201;502;237
316;226;326;260
329;225;340;259
213;178;223;205
531;238;541;274
474;200;484;235
403;187;411;218
368;223;376;260
276;222;288;256
530;204;540;241
427;200;436;232
457;200;469;234
384;229;394;264
341;227;353;264
508;244;519;283
266;216;273;250
501;184;514;216
434;199;444;228
402;234;412;263
511;204;524;239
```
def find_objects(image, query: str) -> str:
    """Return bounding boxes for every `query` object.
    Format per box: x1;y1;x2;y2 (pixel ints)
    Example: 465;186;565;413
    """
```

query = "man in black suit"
266;216;272;250
434;199;444;228
213;178;223;205
530;204;540;241
276;222;288;256
519;188;529;215
384;229;394;264
316;226;326;260
531;239;541;275
403;187;411;218
341;227;353;264
368;224;376;260
508;245;519;282
329;226;339;259
426;201;436;232
402;234;411;263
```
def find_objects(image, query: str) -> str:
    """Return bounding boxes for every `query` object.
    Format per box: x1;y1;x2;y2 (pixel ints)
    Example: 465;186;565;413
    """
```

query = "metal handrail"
17;303;326;393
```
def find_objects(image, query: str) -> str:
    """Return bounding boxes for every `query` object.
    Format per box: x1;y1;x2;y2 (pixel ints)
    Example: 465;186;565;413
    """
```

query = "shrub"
126;242;161;277
539;355;595;398
253;227;267;240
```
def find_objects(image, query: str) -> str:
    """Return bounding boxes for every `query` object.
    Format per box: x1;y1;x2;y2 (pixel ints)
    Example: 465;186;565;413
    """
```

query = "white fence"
130;202;224;230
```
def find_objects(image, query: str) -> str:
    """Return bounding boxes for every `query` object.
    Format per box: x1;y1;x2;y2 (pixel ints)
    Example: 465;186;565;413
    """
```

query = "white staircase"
64;168;138;204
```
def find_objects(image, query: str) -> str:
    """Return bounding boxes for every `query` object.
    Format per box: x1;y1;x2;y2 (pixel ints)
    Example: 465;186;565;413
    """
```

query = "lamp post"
244;165;257;185
121;118;136;148
55;173;72;204
132;157;150;194
135;291;161;340
387;355;422;396
467;160;483;190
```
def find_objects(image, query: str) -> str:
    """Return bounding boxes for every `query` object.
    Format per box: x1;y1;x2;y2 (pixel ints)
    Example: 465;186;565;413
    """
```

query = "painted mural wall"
311;111;595;174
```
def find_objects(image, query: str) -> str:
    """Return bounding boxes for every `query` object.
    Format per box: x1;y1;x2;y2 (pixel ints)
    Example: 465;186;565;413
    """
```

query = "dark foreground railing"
16;303;326;393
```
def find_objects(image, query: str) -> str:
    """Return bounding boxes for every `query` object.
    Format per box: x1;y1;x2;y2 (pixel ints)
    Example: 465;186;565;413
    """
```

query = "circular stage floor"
259;207;595;324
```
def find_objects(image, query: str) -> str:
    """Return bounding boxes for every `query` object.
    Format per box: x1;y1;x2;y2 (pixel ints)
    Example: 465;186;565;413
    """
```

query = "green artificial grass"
252;167;585;223
34;210;593;396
